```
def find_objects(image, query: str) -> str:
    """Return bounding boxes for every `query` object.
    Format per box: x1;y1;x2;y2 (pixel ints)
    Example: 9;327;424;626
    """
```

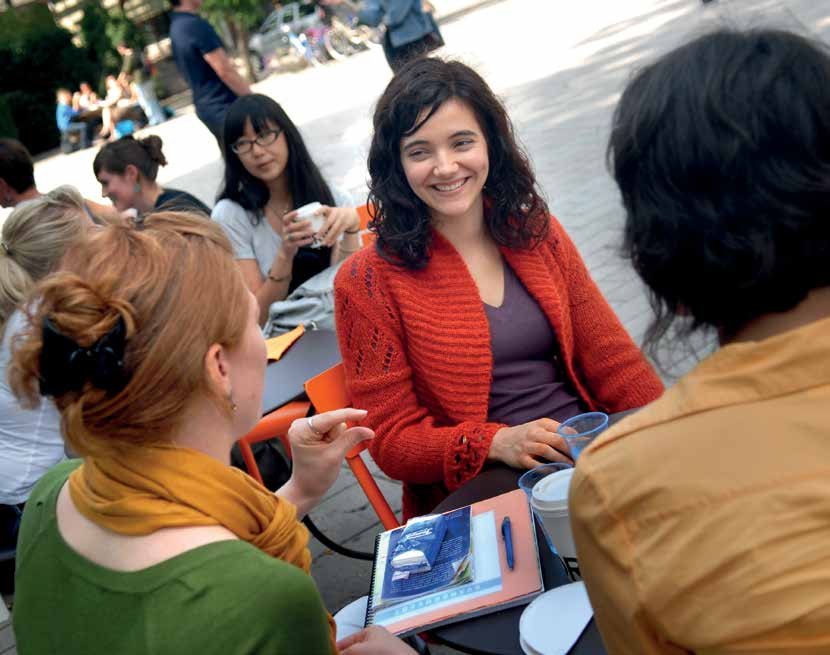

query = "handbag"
422;11;444;51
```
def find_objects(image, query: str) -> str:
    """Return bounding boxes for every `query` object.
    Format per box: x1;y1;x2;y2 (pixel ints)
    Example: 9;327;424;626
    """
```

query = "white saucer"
519;582;593;655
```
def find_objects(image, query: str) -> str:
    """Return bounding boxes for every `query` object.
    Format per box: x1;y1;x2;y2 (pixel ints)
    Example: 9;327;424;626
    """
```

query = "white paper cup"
294;202;324;248
530;467;581;581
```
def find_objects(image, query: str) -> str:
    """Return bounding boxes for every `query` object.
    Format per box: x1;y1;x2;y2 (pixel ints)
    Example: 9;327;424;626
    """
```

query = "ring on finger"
307;416;324;436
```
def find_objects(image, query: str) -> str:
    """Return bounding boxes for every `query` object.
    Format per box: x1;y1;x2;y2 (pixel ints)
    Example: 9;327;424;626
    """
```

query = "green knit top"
13;460;334;655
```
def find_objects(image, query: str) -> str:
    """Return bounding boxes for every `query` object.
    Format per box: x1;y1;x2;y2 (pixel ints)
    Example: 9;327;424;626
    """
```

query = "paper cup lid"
530;466;575;514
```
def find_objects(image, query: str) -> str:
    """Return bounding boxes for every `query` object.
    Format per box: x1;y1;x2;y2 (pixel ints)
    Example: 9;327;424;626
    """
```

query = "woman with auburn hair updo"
93;135;211;217
0;186;92;558
8;212;416;655
334;58;663;520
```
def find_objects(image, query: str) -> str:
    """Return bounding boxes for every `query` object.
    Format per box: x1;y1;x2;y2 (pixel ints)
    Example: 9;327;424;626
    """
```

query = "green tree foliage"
202;0;268;81
0;3;98;154
79;1;122;90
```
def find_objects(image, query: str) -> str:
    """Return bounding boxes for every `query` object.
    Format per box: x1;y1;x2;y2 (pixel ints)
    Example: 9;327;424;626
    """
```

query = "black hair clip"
130;212;146;231
39;316;129;397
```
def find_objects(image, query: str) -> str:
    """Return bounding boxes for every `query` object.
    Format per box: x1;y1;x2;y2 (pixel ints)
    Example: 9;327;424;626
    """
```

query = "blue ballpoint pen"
501;515;514;570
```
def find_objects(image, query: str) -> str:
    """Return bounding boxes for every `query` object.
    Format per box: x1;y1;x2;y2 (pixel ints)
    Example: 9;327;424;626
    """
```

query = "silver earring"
228;391;238;413
133;183;141;194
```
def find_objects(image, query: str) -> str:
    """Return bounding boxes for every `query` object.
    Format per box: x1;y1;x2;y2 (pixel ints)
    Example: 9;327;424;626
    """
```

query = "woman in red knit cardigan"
334;58;663;520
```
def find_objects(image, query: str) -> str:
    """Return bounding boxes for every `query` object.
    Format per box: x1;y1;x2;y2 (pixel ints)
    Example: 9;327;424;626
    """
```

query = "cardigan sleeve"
549;216;664;412
334;255;504;493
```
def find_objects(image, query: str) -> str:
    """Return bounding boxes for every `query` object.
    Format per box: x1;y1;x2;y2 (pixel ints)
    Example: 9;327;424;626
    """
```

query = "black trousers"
383;32;437;73
0;503;24;552
196;106;230;154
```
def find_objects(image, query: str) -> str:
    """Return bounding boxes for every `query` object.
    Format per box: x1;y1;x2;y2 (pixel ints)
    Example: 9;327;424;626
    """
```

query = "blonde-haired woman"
0;186;91;554
8;212;415;655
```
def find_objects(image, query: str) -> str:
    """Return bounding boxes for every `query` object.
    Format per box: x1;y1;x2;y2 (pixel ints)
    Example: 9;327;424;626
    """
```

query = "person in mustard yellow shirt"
570;28;830;654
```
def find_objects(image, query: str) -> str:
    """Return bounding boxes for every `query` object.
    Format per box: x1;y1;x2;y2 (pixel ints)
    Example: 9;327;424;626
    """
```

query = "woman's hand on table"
315;205;360;248
337;626;417;654
280;210;316;257
488;419;573;469
277;408;374;517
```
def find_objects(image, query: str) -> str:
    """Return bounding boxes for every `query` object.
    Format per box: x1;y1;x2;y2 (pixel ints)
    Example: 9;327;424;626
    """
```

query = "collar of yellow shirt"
591;315;830;449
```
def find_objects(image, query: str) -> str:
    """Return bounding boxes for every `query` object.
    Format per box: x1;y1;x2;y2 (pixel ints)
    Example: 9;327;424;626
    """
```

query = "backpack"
263;259;345;336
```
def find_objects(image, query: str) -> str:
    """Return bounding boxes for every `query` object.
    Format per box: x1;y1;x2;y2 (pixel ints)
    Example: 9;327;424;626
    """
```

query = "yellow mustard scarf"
69;443;337;652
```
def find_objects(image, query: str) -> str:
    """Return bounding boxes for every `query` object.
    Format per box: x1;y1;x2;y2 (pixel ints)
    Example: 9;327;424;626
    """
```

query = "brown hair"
93;135;168;182
9;211;249;457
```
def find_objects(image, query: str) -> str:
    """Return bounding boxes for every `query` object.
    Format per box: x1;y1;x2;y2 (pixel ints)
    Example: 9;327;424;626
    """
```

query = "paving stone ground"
3;0;830;652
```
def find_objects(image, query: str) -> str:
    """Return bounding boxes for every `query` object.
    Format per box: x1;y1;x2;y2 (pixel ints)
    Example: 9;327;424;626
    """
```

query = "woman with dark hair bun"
93;135;211;217
213;94;362;326
570;28;830;652
334;58;663;520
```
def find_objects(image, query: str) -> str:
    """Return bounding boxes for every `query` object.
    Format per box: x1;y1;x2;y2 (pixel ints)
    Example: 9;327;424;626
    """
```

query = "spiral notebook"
364;489;544;637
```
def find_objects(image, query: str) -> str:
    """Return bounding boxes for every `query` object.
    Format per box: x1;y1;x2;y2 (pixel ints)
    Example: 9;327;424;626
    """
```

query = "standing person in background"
358;0;444;72
117;43;167;127
169;0;252;147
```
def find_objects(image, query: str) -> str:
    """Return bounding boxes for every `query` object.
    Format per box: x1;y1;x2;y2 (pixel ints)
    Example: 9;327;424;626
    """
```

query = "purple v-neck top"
484;262;585;426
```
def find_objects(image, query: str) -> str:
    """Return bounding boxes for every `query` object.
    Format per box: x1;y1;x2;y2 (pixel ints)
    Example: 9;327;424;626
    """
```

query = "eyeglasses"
231;128;283;155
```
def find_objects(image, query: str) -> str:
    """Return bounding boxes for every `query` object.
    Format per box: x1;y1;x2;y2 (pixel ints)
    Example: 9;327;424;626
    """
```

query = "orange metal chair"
304;363;401;530
355;203;377;248
237;401;310;486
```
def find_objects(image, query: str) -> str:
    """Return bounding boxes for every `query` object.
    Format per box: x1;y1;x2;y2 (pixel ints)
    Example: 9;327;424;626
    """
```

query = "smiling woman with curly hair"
334;58;663;520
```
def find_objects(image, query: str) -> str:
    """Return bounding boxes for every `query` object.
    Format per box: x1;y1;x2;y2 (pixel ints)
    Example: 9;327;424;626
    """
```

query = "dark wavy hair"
368;58;548;269
217;94;334;224
609;28;830;353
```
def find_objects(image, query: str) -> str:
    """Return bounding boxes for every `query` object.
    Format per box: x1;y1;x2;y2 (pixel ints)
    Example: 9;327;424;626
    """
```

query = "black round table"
429;466;607;655
261;328;341;415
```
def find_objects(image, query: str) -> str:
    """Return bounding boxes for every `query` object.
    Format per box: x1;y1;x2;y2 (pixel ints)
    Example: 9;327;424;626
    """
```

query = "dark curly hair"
609;28;830;353
217;94;334;224
367;58;549;269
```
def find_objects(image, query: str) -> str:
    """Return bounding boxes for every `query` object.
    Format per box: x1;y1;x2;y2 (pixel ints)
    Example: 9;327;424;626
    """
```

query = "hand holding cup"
488;418;573;469
280;206;316;255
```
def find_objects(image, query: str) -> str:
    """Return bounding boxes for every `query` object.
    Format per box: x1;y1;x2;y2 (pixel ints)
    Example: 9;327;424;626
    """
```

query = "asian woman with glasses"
212;94;362;326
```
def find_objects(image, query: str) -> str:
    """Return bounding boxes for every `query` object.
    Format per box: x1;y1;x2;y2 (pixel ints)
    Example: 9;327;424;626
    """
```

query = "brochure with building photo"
379;506;473;607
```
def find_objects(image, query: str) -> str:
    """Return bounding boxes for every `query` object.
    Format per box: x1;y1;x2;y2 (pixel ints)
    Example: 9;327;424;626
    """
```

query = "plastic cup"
518;462;573;498
530;466;581;580
519;463;572;557
557;412;608;461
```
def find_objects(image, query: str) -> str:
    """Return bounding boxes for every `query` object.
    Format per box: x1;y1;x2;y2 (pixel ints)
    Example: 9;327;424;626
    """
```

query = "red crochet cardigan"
334;217;663;519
